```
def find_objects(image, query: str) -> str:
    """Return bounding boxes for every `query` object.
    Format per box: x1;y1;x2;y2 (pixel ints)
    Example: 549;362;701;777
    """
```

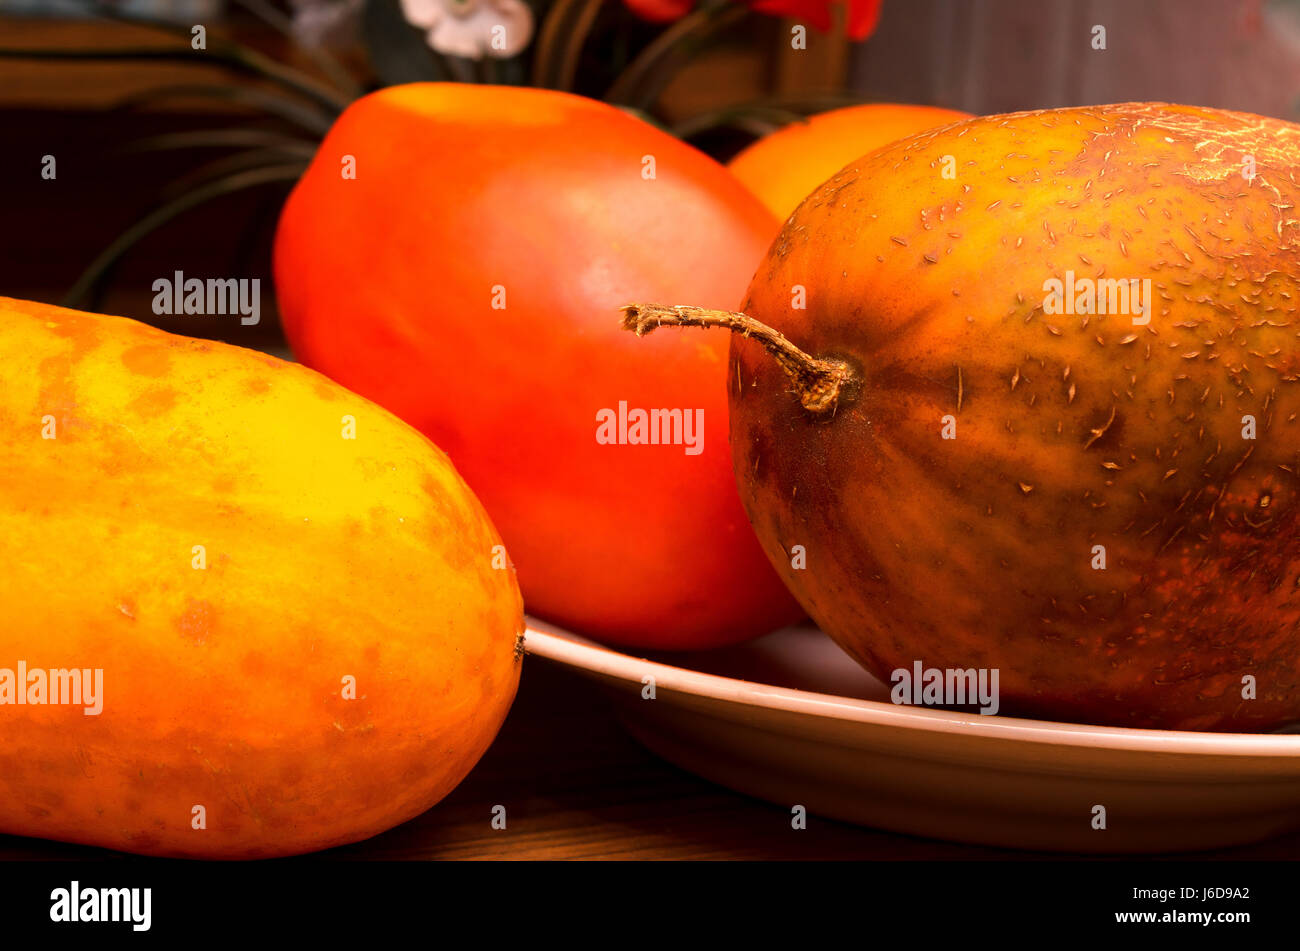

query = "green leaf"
109;83;335;136
604;3;749;111
153;148;315;204
64;164;307;311
532;0;604;90
224;0;364;100
121;129;320;158
671;104;806;140
0;43;350;114
83;0;358;109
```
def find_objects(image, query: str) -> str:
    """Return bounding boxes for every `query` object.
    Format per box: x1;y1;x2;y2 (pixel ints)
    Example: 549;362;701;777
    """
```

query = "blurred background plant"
3;0;1297;345
0;0;883;317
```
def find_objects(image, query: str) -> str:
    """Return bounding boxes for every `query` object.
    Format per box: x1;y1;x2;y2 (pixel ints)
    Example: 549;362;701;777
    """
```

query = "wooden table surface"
4;655;1300;861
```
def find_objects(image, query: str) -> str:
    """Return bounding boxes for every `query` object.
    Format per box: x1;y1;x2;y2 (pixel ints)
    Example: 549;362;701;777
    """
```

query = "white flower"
399;0;534;61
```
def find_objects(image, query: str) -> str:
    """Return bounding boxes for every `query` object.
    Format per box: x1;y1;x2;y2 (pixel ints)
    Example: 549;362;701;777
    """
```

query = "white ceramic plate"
524;619;1300;853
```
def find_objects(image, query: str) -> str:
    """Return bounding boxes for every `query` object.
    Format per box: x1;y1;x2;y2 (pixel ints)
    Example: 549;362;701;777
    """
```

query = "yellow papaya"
0;296;522;857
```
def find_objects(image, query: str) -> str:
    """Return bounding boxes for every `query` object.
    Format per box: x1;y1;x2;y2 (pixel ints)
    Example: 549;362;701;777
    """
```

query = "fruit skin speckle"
730;103;1300;731
175;598;217;645
0;296;523;858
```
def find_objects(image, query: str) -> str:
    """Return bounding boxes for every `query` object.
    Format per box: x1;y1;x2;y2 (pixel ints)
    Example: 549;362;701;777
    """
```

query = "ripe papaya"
0;296;522;857
728;102;971;222
627;103;1300;731
273;83;803;650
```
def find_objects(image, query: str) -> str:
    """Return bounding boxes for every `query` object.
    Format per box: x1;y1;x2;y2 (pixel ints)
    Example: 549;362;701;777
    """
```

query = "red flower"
622;0;884;42
748;0;883;40
623;0;694;23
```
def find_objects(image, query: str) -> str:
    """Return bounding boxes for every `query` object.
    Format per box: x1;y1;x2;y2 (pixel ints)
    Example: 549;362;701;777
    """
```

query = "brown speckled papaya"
628;103;1300;731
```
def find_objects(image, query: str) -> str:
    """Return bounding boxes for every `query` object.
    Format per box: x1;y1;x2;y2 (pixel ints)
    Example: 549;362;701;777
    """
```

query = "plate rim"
523;619;1300;758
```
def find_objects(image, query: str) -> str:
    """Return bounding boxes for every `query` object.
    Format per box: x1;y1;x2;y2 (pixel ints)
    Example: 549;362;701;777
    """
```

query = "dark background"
3;0;1296;351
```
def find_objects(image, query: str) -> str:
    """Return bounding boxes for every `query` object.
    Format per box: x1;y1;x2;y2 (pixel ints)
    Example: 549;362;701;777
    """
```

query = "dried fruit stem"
621;303;854;415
